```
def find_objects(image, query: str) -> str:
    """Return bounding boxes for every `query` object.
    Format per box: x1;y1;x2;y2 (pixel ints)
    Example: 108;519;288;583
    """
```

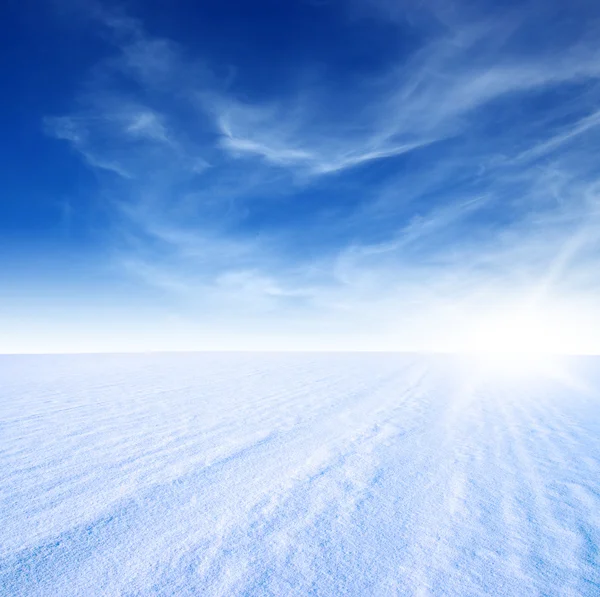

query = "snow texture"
1;352;600;596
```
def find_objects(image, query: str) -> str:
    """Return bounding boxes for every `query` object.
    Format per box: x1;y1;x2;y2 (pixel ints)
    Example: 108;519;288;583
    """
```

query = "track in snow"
1;352;599;596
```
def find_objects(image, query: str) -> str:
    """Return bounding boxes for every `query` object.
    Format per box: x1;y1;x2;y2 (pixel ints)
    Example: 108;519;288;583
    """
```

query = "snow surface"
1;352;600;596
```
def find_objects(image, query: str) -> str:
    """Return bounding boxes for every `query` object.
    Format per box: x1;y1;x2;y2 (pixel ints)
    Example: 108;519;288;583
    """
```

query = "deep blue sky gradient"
3;0;600;352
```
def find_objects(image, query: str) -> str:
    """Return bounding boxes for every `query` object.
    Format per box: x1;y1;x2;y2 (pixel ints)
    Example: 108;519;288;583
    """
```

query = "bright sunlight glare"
457;305;580;375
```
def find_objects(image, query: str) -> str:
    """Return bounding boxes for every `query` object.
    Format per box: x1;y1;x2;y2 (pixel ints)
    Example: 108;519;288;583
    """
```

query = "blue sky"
2;0;600;353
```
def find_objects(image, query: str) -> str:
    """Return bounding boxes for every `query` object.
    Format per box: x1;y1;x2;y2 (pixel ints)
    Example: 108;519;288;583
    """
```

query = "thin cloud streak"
40;0;600;352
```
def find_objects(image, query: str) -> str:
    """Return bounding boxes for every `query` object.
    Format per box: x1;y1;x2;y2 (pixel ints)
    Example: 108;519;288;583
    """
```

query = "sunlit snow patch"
457;305;580;377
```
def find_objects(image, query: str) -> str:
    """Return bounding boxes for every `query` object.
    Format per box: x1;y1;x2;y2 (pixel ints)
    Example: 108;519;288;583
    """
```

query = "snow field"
1;352;599;596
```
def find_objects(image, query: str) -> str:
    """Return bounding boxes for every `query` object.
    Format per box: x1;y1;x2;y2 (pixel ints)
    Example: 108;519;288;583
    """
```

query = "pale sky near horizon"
3;0;600;354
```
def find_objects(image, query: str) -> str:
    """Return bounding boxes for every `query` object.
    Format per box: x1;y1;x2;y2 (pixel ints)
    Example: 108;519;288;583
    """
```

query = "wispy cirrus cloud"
41;0;600;351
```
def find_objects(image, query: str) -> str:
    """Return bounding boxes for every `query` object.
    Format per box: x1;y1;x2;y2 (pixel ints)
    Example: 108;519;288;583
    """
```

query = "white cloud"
38;0;600;352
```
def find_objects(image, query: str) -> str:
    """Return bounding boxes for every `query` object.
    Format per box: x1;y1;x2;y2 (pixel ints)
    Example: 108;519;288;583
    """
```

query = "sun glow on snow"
458;305;577;374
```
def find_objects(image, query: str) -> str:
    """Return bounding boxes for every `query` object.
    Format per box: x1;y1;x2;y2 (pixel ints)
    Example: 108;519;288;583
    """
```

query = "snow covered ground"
1;352;599;596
